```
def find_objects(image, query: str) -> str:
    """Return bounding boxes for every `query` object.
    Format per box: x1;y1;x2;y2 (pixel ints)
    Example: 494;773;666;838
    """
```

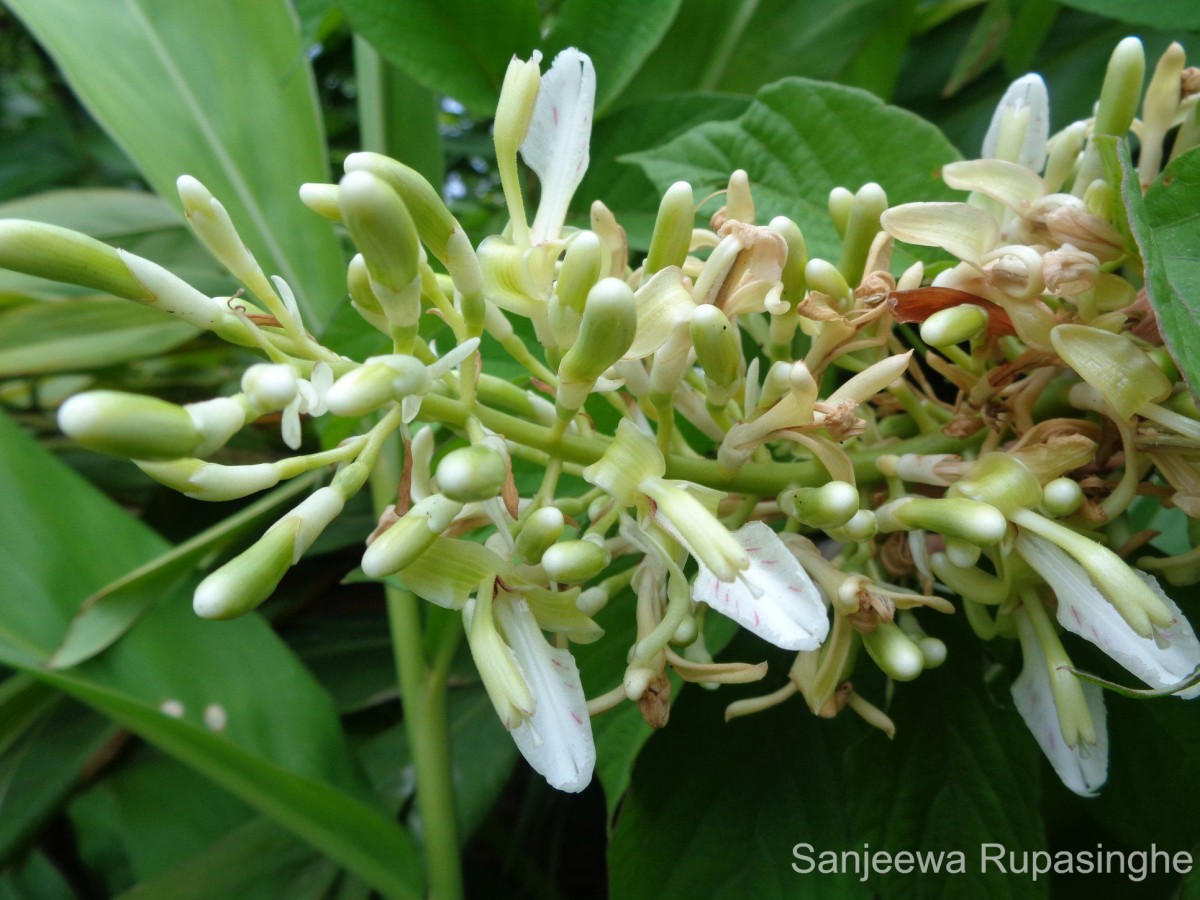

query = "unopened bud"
1096;37;1146;140
804;258;852;307
827;187;854;238
0;220;152;300
541;538;609;583
920;304;989;347
436;444;507;503
242;364;299;411
833;509;877;542
325;356;430;418
1042;477;1084;517
690;305;741;405
779;481;859;529
557;277;637;415
645;181;695;275
138;458;279;501
515;506;566;564
769;216;808;307
723;170;754;225
862;621;924;681
838;182;887;287
983;74;1050;172
59;391;243;461
876;496;1008;546
193;520;298;619
949;452;1043;516
298;182;341;220
362;495;462;578
177;176;272;301
339;171;420;295
549;231;604;347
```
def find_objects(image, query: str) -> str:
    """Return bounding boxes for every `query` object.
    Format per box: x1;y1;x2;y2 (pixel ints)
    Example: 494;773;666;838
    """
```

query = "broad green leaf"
0;696;115;862
541;0;683;114
628;78;961;266
616;0;896;105
1055;0;1200;30
608;650;871;900
4;0;345;329
942;0;1012;98
339;0;540;118
50;472;321;669
845;637;1046;900
0;298;198;376
0;850;76;900
1119;145;1200;397
0;411;422;899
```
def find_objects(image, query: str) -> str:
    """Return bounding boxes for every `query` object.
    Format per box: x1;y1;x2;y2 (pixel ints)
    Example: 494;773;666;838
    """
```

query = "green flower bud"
241;364;298;412
0;219;152;300
298;182;341;221
838;182;887;287
690;305;741;405
724;169;755;224
193;519;298;620
436;444;507;503
516;506;566;564
138;458;279;501
339;171;420;295
325;356;429;418
645;181;694;276
827;187;854;238
949;452;1042;517
929;552;1008;605
58;391;244;461
779;481;859;530
768;216;808;307
549;231;604;348
862;621;924;682
1094;37;1145;140
362;495;463;578
556;277;637;415
1042;477;1084;517
541;538;609;583
943;536;982;569
919;304;988;347
876;496;1007;546
832;509;877;542
804;257;852;307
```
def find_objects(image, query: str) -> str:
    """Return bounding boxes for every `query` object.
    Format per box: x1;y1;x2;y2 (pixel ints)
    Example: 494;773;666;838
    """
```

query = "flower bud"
436;444;507;503
827;187;853;238
805;258;852;307
919;304;989;347
516;506;566;564
541;538;609;583
929;552;1009;605
0;220;153;300
838;182;887;287
645;181;694;275
1095;37;1146;140
137;458;279;501
768;216;808;307
556;277;637;415
242;364;299;411
1044;122;1087;193
177;176;273;302
338;171;420;295
833;509;877;542
983;73;1050;172
949;452;1042;516
59;391;243;461
298;182;341;220
862;621;924;681
325;356;430;418
549;231;603;347
943;537;982;569
362;494;463;578
193;519;299;619
779;481;859;530
1042;477;1084;517
690;305;741;405
876;496;1007;546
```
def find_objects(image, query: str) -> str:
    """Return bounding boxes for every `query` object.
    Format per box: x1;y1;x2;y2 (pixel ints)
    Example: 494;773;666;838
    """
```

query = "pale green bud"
804;257;852;306
833;509;877;542
645;181;694;276
549;231;604;348
241;364;298;412
918;636;948;669
919;304;988;347
298;182;341;221
516;506;566;564
862;621;924;682
768;216;808;307
58;391;244;461
436;444;507;503
138;458;279;501
949;452;1043;517
943;536;982;569
1083;180;1115;222
325;356;429;418
362;494;463;578
779;481;859;530
177;176;272;302
876;496;1007;546
827;187;854;238
1095;37;1145;139
193;519;298;619
1042;477;1084;517
0;219;152;300
1044;122;1087;193
723;170;755;224
838;182;887;287
494;54;542;165
557;277;637;415
690;305;741;405
339;171;420;294
541;538;609;584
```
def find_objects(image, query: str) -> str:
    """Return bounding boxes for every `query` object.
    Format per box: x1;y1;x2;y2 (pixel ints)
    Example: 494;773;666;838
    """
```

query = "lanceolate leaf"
1118;144;1200;397
4;0;345;329
1055;0;1200;30
629;78;961;266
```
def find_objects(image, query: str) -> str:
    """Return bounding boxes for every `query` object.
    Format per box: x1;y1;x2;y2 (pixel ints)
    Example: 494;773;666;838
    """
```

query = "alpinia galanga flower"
12;36;1200;805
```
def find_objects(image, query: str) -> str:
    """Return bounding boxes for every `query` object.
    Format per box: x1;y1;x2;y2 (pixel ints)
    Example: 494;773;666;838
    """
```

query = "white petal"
624;267;695;360
983;74;1050;173
281;398;302;450
521;48;595;245
495;597;595;792
942;159;1047;215
1017;533;1200;697
271;275;303;324
427;337;481;380
1012;611;1107;797
693;521;829;651
880;203;999;267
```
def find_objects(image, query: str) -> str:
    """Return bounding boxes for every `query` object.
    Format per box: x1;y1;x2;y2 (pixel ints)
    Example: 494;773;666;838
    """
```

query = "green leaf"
942;0;1012;98
49;472;321;669
0;411;422;899
845;639;1047;900
4;0;346;329
608;658;871;900
616;0;898;105
340;0;540;117
1118;145;1200;398
0;298;198;376
628;78;961;266
0;850;76;900
541;0;683;114
1055;0;1200;30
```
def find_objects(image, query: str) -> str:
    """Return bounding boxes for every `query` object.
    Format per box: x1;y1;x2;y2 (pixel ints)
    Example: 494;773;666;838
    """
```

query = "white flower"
692;521;829;651
1017;533;1200;698
1011;608;1108;797
282;362;332;450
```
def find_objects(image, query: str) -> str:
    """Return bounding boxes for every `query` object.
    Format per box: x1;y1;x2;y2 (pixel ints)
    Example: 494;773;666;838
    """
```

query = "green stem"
371;448;463;900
